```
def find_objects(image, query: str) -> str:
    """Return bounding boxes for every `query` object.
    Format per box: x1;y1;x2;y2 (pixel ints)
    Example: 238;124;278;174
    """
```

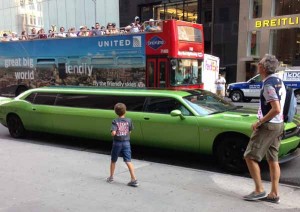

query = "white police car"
227;72;300;102
226;74;262;102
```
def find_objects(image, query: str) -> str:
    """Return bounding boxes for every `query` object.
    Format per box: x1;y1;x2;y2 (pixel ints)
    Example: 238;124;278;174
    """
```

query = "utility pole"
92;0;97;23
211;0;215;54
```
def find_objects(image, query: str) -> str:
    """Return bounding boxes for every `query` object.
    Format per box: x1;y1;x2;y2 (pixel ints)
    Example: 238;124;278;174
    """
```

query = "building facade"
0;0;119;35
238;0;300;81
119;0;240;83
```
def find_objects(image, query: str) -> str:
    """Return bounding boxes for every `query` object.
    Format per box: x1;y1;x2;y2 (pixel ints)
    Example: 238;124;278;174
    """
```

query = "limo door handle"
32;107;36;111
144;117;150;120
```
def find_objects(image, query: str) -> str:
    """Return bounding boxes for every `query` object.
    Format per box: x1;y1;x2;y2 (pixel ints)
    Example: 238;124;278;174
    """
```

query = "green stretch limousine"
0;87;299;172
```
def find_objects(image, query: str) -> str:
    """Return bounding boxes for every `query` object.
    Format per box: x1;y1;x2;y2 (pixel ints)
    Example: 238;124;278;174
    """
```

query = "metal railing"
0;20;164;42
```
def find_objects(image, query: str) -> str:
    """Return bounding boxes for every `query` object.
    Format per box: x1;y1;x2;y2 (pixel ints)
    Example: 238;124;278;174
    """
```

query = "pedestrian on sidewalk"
243;54;285;204
215;73;226;98
106;103;139;187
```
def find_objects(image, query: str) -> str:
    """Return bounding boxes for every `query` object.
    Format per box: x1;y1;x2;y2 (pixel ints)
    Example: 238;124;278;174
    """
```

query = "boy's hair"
114;103;126;116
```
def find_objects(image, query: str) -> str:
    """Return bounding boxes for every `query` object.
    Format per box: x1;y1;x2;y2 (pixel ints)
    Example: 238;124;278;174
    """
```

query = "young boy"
106;103;139;187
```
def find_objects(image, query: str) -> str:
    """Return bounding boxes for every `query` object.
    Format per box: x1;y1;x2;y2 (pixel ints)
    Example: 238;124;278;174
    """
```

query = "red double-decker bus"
0;19;204;96
145;20;204;89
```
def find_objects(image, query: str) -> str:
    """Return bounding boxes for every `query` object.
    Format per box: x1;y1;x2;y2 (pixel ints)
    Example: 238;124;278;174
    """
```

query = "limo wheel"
7;114;26;138
216;136;248;173
230;90;243;102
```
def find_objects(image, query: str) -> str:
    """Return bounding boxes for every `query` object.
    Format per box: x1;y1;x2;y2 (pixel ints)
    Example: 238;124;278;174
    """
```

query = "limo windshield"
24;89;235;115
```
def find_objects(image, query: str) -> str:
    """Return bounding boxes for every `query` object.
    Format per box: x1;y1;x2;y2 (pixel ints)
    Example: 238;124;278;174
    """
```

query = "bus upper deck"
0;19;204;97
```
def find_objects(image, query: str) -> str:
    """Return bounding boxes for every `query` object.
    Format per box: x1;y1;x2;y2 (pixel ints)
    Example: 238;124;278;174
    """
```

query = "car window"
145;97;191;115
184;91;236;115
56;94;145;111
34;93;57;105
116;96;146;112
24;93;37;103
56;94;101;108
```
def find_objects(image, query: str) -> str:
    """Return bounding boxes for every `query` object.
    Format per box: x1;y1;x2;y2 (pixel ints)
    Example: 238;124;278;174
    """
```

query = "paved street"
0;137;300;212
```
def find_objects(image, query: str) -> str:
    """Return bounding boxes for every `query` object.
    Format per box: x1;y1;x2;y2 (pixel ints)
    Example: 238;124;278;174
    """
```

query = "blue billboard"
0;35;147;94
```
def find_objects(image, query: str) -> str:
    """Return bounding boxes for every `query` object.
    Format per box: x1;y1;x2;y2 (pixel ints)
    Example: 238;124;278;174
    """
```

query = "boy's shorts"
111;140;131;162
244;122;284;162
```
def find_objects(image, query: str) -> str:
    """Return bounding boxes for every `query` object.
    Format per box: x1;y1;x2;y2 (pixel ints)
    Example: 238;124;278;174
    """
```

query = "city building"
119;0;240;83
238;0;300;81
0;0;119;36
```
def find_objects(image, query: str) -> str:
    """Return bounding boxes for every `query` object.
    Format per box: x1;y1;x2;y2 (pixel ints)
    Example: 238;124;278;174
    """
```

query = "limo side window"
56;94;145;111
25;93;37;103
33;93;57;105
116;96;146;112
145;97;191;115
56;94;101;108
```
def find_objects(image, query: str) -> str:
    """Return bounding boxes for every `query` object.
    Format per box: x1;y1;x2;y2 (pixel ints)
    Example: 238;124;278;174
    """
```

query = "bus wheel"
231;90;243;102
215;136;248;173
15;86;27;96
7;114;26;138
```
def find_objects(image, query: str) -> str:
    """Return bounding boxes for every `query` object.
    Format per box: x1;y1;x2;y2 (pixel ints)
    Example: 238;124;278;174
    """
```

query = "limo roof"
18;87;203;99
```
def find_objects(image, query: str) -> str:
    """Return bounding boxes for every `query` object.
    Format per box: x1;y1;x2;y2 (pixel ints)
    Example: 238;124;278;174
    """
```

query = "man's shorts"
111;140;131;162
244;122;284;162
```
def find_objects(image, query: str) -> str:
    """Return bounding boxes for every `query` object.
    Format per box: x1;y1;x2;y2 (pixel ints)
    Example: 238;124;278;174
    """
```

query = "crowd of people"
0;17;162;42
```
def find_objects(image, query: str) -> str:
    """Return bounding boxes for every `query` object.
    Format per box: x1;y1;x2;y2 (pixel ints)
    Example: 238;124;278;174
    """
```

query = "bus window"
147;60;155;87
178;26;202;42
159;60;166;88
170;59;201;86
117;57;144;65
58;63;67;80
91;58;114;65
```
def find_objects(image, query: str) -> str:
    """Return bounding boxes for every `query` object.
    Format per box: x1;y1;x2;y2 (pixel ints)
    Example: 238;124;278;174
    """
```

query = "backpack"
283;86;297;123
264;77;297;123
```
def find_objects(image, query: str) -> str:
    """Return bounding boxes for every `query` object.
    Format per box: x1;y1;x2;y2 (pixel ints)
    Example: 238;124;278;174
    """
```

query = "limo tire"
215;136;248;173
230;90;243;102
7;114;26;138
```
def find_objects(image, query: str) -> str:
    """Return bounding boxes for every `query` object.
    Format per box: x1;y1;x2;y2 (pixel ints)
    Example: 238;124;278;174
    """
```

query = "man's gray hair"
259;54;279;74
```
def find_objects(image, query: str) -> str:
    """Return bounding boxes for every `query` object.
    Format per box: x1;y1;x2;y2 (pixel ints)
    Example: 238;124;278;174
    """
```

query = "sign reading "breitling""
255;17;300;28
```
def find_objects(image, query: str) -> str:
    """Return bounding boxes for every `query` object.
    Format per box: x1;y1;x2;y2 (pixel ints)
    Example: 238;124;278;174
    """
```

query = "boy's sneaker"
262;195;280;204
106;176;114;183
127;180;139;187
243;191;266;201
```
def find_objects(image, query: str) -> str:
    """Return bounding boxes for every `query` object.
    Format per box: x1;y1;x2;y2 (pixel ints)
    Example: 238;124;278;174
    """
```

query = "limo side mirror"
170;109;185;120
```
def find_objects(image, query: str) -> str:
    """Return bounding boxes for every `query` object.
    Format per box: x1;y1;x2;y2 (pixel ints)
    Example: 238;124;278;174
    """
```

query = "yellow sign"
255;17;299;28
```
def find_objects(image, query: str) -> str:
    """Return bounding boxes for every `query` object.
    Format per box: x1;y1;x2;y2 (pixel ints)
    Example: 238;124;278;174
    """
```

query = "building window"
38;17;43;25
274;0;300;16
219;8;229;22
270;28;300;66
140;6;153;22
20;0;25;7
248;31;260;57
204;11;212;23
153;0;198;23
250;0;262;19
37;3;42;11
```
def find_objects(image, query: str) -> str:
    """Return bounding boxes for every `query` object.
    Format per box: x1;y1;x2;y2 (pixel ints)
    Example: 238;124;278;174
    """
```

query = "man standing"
243;54;286;204
215;74;226;98
145;19;158;32
125;16;141;33
91;22;104;36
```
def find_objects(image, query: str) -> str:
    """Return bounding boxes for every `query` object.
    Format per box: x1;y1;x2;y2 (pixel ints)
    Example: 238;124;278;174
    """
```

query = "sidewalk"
0;139;299;212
